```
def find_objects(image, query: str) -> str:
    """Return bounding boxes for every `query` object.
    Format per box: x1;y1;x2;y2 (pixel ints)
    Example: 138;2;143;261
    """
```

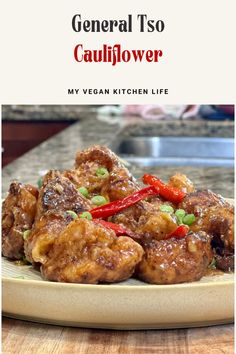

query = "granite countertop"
2;117;234;197
2;105;99;121
2;105;235;137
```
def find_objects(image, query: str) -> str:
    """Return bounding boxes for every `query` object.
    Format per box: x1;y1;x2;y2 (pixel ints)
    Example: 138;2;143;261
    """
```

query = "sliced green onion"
208;257;217;269
65;210;78;219
23;230;31;240
79;211;92;220
175;209;186;218
160;205;174;213
175;209;186;224
91;195;107;206
37;177;43;189
96;167;109;178
182;214;196;226
22;256;30;264
14;257;30;265
78;186;89;198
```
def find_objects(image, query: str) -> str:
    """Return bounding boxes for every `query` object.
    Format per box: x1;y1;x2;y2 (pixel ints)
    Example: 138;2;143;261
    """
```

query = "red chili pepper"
142;174;186;204
93;219;138;238
165;225;189;239
90;185;159;219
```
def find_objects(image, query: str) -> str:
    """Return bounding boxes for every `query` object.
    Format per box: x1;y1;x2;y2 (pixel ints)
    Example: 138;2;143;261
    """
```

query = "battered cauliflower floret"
2;182;38;259
25;170;91;264
74;145;139;201
136;231;213;284
41;218;144;284
168;173;195;193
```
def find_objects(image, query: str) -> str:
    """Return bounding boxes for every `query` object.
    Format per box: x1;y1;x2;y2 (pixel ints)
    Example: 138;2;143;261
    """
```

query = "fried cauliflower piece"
179;190;234;271
191;205;234;271
35;170;91;220
25;171;91;263
136;232;213;284
101;165;140;201
24;211;69;264
178;190;228;216
168;173;195;193
191;205;234;250
75;145;121;170
110;202;147;233
215;253;234;272
41;218;144;284
137;209;177;240
2;182;38;259
63;165;108;197
74;145;139;201
111;201;178;241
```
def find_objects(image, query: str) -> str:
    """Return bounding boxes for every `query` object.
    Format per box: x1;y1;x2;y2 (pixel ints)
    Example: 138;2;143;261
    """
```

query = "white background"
0;0;235;104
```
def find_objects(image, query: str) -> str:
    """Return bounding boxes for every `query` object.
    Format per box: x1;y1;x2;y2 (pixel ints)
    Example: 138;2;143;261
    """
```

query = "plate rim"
2;273;234;291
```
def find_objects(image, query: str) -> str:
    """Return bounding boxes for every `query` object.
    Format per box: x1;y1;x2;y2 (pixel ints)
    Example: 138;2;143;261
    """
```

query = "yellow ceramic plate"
2;199;234;330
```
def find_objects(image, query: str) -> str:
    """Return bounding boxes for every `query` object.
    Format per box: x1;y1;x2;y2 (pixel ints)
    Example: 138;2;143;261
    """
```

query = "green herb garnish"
208;257;217;269
175;209;186;224
79;212;92;220
160;205;174;213
37;177;43;189
182;214;196;226
96;167;109;178
23;230;31;240
78;186;89;198
65;210;78;219
91;195;107;206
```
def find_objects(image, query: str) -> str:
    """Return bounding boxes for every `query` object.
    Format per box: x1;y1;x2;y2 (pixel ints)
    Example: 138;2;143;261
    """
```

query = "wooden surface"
2;318;234;354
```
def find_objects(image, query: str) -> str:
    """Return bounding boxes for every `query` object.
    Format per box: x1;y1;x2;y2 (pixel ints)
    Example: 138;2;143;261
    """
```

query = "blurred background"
2;104;234;166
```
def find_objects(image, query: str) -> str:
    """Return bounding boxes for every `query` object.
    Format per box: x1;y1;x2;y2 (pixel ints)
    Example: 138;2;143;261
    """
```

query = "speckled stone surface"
2;105;99;121
2;116;234;198
119;119;234;138
2;105;235;138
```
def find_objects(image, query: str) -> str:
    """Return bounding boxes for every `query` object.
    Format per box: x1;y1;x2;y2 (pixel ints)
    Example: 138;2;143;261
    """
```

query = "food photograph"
2;104;234;352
